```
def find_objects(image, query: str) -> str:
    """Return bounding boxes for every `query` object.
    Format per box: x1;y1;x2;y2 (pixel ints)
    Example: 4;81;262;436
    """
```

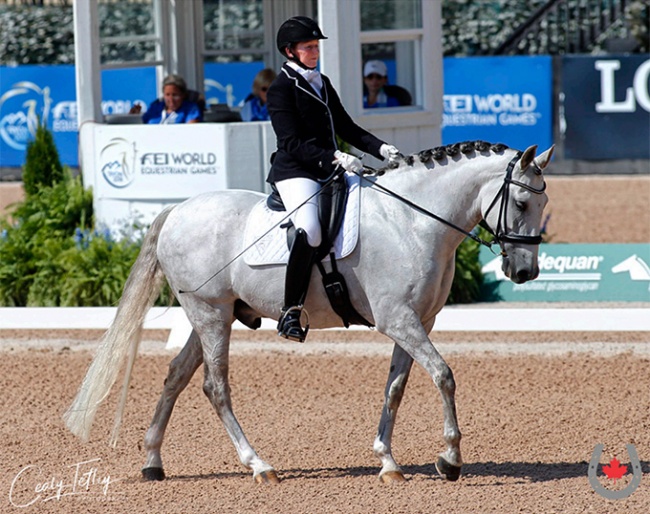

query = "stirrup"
277;306;310;343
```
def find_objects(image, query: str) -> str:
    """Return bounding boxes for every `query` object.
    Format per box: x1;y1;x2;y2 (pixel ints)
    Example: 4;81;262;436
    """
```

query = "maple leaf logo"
603;458;628;482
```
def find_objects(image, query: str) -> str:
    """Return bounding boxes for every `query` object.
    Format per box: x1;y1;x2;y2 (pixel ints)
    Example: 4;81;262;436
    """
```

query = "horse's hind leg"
142;330;203;480
374;343;413;483
198;307;279;484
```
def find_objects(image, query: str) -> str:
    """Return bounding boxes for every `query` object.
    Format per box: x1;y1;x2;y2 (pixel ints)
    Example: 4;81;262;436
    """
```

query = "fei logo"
99;137;137;188
588;444;642;500
0;81;52;150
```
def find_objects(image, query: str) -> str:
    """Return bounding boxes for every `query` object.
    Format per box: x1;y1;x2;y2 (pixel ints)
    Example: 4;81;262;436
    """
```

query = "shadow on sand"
149;460;650;483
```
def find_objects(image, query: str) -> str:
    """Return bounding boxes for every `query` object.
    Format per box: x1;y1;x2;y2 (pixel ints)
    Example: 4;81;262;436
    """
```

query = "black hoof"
142;467;165;481
435;457;461;481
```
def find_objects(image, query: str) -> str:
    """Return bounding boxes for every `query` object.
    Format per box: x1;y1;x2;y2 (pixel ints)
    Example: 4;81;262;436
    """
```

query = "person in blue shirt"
362;60;409;109
240;68;277;122
139;74;202;124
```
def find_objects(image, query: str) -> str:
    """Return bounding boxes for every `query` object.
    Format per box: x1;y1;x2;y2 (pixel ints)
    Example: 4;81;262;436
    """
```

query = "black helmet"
276;16;327;55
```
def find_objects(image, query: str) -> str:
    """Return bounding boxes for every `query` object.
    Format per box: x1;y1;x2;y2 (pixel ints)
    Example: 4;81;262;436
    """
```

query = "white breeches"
275;177;322;247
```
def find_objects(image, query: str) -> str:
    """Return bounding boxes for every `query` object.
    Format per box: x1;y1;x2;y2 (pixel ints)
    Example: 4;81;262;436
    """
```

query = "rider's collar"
286;61;323;95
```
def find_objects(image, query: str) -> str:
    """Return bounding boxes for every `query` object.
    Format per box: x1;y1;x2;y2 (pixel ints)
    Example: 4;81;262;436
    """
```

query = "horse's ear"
519;145;538;171
534;145;555;170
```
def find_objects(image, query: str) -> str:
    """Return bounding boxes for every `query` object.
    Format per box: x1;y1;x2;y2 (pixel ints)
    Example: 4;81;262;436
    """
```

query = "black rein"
355;151;547;255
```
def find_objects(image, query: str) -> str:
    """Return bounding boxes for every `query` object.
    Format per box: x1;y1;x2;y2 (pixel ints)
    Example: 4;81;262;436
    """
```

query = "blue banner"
2;57;556;167
442;56;553;152
0;65;157;167
562;55;650;160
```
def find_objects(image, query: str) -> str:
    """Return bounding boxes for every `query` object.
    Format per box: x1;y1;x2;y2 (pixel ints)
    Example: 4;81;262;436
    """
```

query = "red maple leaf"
603;458;628;482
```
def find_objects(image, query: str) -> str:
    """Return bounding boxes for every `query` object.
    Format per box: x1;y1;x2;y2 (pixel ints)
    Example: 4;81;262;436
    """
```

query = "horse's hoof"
435;457;461;481
142;467;165;481
380;470;406;483
254;470;280;484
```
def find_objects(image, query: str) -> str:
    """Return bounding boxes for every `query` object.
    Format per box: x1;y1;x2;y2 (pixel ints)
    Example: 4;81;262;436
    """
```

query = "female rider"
267;16;400;342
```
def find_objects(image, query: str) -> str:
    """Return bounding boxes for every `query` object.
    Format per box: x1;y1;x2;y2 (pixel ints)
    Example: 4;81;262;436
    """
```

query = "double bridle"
357;151;547;255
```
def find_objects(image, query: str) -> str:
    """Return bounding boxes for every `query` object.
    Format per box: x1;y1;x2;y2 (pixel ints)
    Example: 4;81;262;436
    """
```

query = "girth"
266;176;373;328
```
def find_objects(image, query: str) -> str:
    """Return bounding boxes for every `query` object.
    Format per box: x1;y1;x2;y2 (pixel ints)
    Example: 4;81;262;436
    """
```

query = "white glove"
379;143;400;161
332;150;363;173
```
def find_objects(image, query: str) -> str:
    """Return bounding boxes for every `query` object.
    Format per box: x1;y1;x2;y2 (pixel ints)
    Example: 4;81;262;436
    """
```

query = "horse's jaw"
501;247;540;284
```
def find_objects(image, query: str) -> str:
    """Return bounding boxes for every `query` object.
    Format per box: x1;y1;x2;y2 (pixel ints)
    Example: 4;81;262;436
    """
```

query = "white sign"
93;124;228;200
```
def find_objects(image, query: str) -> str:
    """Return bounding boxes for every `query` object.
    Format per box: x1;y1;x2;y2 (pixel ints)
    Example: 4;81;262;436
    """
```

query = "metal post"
73;0;102;123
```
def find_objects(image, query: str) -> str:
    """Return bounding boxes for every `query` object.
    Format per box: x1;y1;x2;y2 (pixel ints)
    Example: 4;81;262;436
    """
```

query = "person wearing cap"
267;16;401;343
363;60;402;109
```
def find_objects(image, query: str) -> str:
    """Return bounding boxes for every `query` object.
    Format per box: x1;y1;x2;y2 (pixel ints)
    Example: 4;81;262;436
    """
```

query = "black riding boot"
278;228;317;342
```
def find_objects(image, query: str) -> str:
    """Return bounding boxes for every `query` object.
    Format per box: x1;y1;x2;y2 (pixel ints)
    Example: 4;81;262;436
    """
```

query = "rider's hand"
379;144;400;161
332;150;363;173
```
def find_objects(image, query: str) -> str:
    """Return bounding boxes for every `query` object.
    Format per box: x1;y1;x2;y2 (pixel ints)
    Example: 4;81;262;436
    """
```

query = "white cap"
364;60;387;77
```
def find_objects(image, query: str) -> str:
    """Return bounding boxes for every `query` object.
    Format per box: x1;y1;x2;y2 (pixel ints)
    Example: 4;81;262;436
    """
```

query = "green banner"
479;244;650;302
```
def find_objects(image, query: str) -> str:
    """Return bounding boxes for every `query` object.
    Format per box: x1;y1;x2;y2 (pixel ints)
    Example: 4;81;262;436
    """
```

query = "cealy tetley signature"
9;458;120;508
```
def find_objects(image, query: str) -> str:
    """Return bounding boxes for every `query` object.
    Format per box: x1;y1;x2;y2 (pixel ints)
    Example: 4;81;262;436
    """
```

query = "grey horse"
64;141;553;484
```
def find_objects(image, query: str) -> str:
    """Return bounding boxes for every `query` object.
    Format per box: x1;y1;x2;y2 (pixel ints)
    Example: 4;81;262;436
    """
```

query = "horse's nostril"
517;269;530;283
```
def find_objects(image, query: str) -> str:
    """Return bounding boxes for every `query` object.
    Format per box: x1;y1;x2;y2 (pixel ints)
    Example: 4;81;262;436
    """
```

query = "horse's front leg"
380;317;462;482
142;330;203;480
374;343;413;483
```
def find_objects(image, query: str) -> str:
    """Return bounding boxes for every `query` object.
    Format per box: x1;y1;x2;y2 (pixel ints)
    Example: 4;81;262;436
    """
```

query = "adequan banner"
480;244;650;302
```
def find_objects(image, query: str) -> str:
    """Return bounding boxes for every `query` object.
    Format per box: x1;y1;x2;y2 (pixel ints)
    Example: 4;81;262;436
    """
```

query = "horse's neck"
383;156;500;231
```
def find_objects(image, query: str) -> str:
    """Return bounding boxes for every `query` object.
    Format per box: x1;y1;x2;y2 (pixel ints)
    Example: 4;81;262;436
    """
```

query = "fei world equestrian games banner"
442;56;553;152
562;54;650;160
480;244;650;302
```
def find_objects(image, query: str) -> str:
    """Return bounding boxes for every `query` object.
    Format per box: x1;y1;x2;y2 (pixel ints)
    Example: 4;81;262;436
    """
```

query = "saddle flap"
244;173;361;266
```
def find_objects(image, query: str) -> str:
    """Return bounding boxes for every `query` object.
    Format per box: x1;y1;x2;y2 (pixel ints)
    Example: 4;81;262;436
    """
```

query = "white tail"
63;206;175;443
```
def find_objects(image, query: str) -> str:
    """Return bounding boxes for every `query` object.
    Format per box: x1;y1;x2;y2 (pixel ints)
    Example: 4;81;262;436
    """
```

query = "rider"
267;16;401;342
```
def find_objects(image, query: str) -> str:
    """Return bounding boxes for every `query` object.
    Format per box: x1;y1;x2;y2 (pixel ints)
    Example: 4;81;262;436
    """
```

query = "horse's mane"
368;140;511;176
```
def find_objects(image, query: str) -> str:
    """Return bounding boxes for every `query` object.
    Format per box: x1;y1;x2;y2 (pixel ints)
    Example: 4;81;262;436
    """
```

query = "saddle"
266;176;372;328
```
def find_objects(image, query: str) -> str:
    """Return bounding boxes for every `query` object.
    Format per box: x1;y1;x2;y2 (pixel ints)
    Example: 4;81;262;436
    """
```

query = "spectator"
240;68;277;122
131;74;202;124
362;60;411;108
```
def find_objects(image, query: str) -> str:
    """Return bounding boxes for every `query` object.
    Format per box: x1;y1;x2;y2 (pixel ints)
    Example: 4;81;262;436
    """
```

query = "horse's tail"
63;205;175;445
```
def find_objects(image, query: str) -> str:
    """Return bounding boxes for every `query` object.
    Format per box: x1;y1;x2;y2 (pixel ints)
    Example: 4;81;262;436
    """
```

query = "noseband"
480;151;547;253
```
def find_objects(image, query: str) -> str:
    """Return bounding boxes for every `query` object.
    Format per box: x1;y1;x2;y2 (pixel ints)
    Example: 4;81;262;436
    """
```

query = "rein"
356;151;546;255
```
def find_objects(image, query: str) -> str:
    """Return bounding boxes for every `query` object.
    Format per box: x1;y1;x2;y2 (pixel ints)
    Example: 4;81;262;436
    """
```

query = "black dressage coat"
266;63;386;184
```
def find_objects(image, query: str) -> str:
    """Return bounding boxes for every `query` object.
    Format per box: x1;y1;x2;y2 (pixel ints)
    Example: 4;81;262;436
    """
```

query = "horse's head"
482;144;553;284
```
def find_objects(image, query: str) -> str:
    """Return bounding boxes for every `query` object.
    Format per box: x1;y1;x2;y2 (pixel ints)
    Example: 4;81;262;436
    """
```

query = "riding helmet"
276;16;327;55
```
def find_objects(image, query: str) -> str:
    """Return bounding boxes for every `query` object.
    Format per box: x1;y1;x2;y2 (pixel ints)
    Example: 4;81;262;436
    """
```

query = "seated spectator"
240;68;277;122
130;74;202;124
362;60;411;109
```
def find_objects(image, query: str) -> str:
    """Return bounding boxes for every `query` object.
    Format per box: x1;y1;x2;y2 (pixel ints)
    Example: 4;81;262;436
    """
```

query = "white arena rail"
1;306;649;350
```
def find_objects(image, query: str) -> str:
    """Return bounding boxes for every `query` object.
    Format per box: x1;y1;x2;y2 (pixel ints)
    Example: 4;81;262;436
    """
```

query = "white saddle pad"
243;173;361;266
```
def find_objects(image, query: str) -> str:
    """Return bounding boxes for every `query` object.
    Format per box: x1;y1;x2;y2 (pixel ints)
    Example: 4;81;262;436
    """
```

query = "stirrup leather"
277;306;310;342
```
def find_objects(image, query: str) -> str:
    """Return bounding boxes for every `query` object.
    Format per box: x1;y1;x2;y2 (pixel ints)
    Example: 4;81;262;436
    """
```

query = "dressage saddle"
267;176;373;328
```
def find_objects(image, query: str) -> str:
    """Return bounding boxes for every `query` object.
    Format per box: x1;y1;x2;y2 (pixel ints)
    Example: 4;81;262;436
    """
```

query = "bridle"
479;151;547;252
356;151;547;255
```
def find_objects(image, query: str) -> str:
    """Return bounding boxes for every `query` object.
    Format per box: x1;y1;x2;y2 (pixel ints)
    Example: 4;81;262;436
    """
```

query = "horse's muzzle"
502;258;539;284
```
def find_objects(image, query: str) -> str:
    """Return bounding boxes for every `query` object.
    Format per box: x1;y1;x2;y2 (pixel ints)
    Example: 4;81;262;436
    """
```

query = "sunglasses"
365;74;384;80
260;86;268;92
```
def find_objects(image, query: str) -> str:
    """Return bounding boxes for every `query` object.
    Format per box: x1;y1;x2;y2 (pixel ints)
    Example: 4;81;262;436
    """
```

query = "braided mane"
367;140;511;176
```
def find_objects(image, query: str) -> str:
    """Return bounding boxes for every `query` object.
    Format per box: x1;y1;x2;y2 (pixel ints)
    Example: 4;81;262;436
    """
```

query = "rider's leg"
275;178;321;342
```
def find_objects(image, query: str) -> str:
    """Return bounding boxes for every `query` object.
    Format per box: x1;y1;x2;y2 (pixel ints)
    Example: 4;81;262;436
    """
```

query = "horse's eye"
515;201;526;211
